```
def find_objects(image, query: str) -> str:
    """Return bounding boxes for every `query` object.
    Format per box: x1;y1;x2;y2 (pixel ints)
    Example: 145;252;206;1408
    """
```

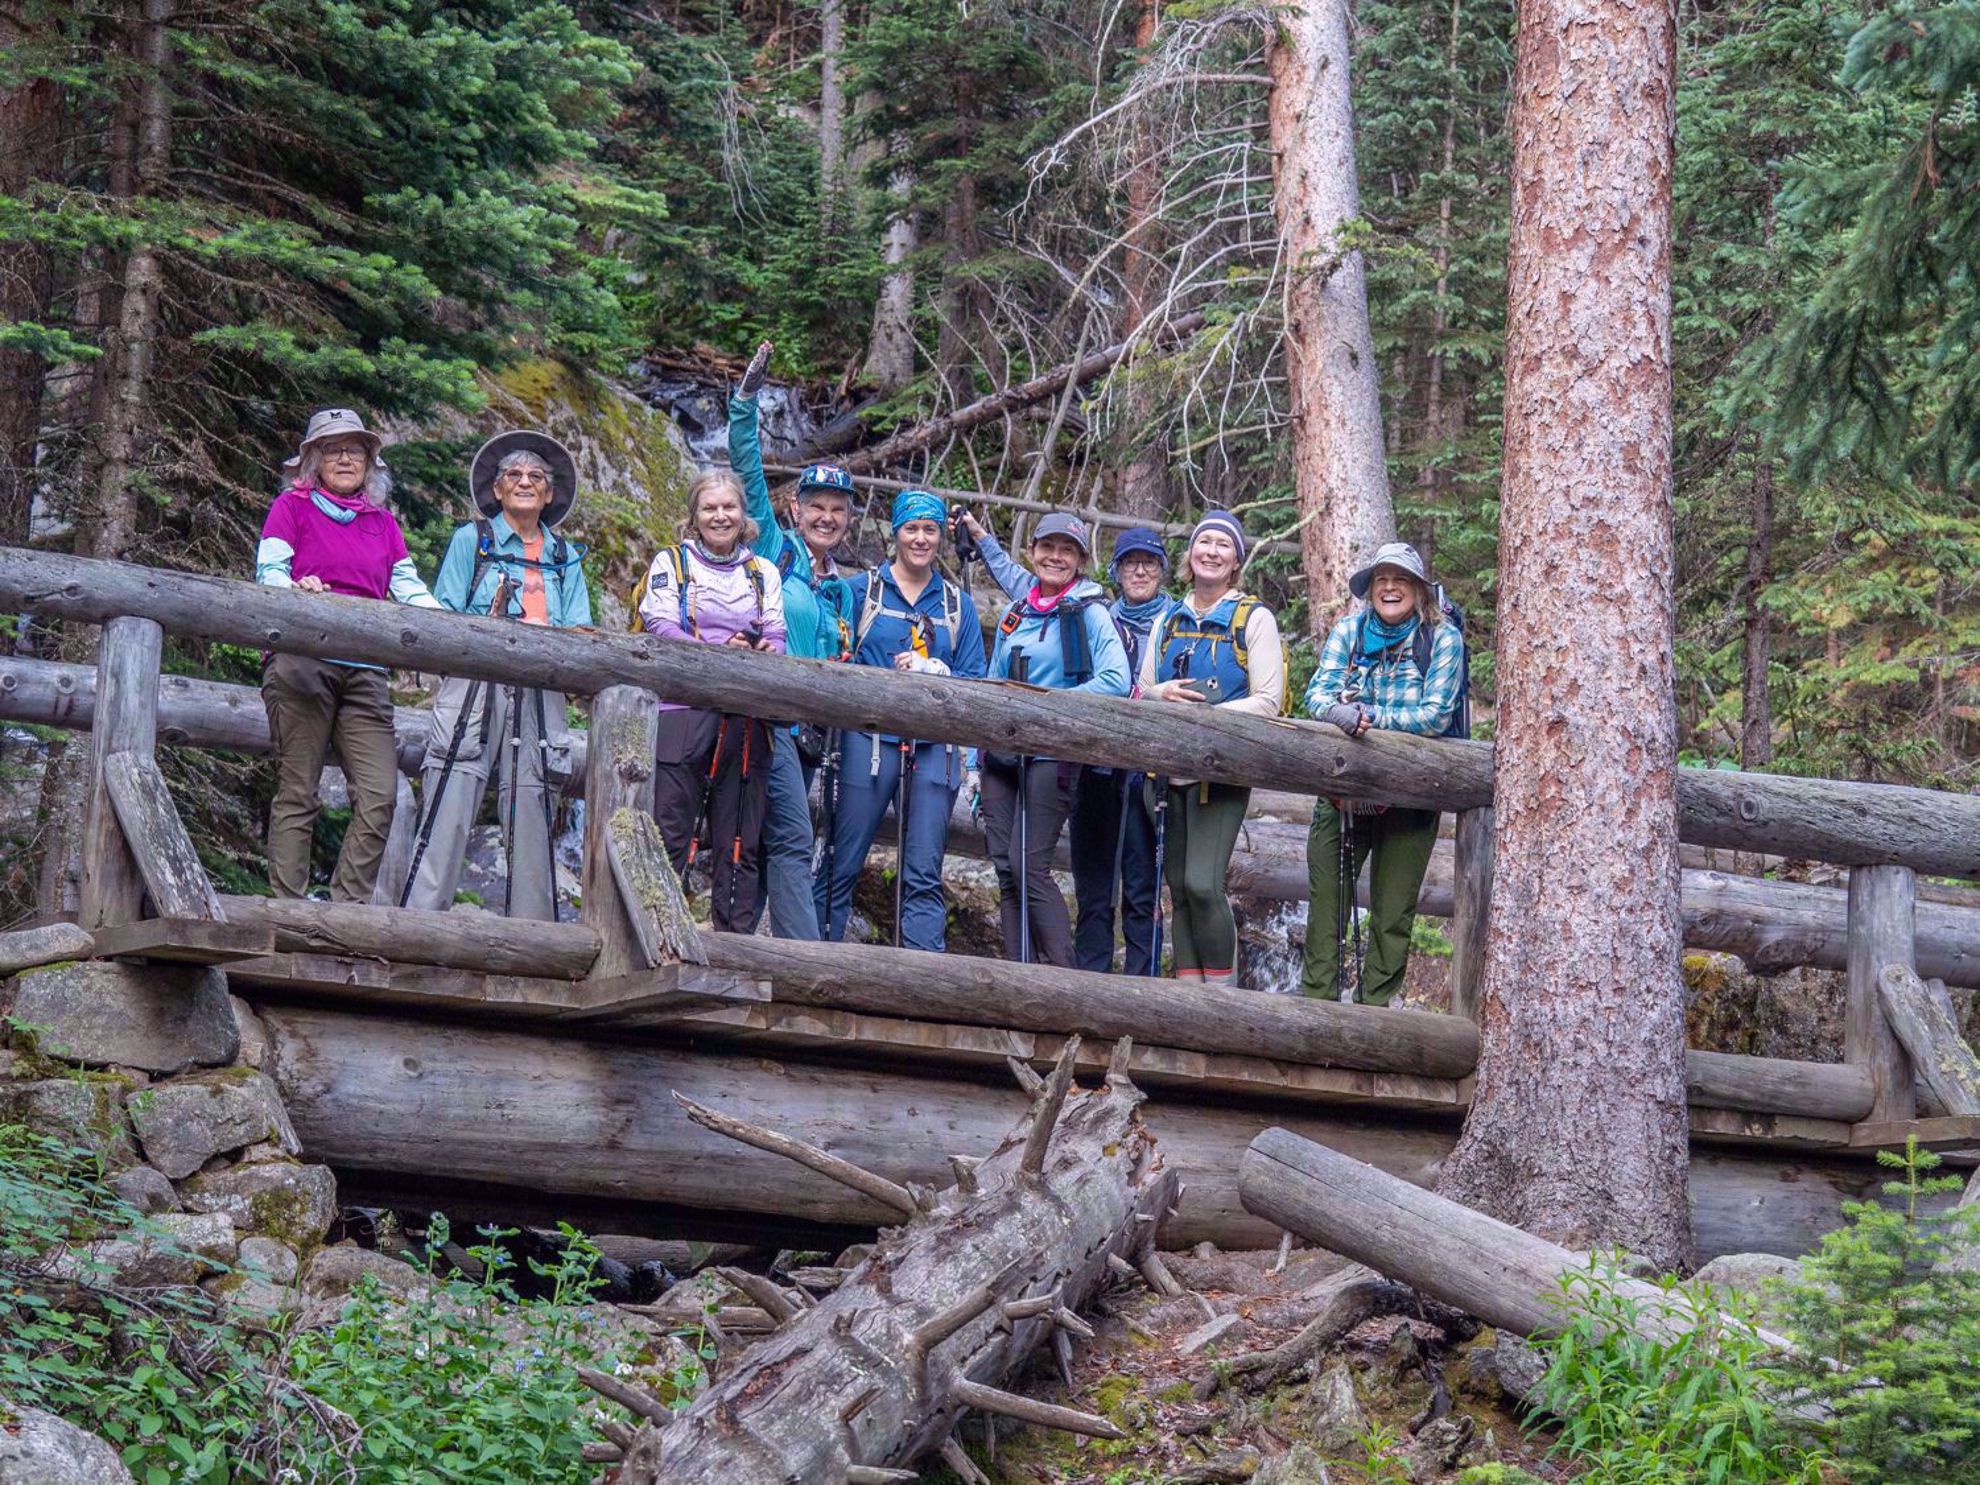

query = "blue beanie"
891;489;946;531
1110;526;1170;576
1190;510;1247;561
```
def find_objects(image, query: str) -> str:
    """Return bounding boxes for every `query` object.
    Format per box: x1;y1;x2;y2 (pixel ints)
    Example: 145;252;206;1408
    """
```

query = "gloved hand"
1322;701;1369;736
739;340;773;398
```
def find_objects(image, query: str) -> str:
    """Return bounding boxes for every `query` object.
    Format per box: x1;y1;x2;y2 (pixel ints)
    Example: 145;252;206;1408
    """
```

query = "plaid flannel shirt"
1303;610;1464;735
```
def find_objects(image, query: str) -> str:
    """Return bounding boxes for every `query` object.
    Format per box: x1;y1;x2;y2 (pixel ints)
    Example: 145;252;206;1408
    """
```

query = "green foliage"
1531;1255;1829;1485
0;1118;702;1482
1769;1141;1980;1481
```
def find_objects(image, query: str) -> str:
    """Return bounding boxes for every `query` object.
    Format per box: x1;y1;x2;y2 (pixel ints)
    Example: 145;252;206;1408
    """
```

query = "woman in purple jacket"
638;470;788;931
255;408;441;902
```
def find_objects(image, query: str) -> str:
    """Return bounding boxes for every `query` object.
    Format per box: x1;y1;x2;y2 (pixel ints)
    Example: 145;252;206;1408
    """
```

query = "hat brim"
470;431;579;528
283;427;384;471
1349;560;1431;601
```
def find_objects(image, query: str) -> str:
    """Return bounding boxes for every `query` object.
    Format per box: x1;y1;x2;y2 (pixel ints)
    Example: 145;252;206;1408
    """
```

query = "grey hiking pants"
403;676;572;920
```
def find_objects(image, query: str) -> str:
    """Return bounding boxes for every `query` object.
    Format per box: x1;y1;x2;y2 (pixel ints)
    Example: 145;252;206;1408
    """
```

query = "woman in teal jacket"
727;341;857;940
981;512;1132;965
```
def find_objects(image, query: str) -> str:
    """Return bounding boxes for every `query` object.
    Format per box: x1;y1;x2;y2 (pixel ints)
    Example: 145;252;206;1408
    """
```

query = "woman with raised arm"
638;470;787;933
403;432;590;920
818;489;986;951
1139;512;1284;985
1300;542;1465;1005
727;340;858;940
255;408;441;903
980;513;1133;967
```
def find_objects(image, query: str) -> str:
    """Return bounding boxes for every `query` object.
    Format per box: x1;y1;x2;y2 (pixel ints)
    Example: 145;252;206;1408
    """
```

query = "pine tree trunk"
1741;458;1773;770
1435;0;1690;1272
818;0;846;222
1268;0;1395;635
861;161;919;392
936;167;981;411
1115;0;1169;520
0;29;63;551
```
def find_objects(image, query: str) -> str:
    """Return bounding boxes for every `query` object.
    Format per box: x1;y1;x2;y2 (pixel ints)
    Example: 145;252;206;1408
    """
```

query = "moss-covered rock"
179;1159;337;1253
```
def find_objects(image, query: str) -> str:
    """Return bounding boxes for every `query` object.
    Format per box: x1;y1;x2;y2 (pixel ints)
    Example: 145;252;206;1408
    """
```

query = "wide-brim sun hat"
1033;511;1093;557
471;430;579;529
282;407;384;471
1348;540;1433;601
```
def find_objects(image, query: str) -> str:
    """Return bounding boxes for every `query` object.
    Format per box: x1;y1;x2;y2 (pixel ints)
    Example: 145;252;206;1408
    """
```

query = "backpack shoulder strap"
998;598;1025;637
776;543;797;581
1229;595;1259;671
467;518;496;610
941;579;963;648
855;568;886;648
745;555;767;616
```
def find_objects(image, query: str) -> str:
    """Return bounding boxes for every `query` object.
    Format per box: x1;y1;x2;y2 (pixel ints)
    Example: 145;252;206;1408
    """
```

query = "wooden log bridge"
5;548;1980;873
7;549;1976;1269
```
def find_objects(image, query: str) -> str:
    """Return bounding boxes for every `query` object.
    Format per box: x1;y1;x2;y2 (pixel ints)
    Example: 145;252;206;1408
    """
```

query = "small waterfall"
1237;897;1311;995
635;369;825;466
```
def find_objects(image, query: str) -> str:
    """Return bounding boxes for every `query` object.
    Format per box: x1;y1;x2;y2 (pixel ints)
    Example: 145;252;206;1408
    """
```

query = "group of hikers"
252;344;1469;1004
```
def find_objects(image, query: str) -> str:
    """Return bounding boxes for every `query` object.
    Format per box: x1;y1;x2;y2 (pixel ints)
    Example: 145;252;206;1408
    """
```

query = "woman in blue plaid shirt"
1301;542;1466;1005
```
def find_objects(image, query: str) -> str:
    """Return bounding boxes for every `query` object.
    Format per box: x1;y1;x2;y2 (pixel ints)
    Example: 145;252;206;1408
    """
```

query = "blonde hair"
680;469;760;547
292;445;392;506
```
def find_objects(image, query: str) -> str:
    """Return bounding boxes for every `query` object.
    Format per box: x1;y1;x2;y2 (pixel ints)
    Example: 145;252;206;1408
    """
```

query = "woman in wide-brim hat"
255;408;442;902
402;429;591;921
1298;540;1466;1006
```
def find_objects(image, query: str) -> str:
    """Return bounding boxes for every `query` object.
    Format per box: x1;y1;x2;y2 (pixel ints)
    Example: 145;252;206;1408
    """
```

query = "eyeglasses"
319;444;369;462
499;469;550;488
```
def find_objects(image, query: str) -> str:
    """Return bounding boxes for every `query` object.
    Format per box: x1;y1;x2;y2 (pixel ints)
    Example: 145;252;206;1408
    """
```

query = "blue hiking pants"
1070;766;1160;975
753;727;821;940
818;731;961;951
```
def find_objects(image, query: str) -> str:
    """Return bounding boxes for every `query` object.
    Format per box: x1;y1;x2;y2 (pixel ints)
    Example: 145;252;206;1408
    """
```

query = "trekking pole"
892;735;913;947
1011;650;1031;965
398;675;484;907
1336;803;1356;1002
504;683;525;916
1148;775;1168;975
530;683;559;924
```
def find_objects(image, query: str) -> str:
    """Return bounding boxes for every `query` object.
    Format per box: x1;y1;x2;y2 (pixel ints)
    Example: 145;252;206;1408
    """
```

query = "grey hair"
293;444;392;507
496;450;551;478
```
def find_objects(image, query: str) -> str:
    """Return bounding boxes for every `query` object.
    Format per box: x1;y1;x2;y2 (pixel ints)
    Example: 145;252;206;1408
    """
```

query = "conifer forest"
1;0;1978;1482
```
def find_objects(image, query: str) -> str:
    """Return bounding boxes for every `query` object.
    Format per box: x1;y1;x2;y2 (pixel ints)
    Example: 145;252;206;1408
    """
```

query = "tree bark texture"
1114;0;1170;520
1269;0;1396;635
1741;459;1774;769
818;0;847;219
6;551;1980;876
861;162;919;393
1436;0;1690;1271
257;1004;1915;1261
0;18;62;549
629;1068;1174;1479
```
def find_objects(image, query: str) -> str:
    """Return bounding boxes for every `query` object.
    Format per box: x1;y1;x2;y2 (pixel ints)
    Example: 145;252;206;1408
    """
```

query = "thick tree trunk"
1436;0;1689;1270
597;1051;1175;1480
0;27;63;550
1268;0;1395;635
935;168;981;411
1741;458;1774;770
1115;0;1169;520
861;162;919;392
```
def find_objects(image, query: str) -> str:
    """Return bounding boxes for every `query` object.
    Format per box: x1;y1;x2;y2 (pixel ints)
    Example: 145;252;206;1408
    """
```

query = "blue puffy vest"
1155;594;1259;705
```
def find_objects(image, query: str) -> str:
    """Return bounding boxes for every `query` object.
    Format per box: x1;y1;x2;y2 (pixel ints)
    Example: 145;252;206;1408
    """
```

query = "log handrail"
5;548;1978;875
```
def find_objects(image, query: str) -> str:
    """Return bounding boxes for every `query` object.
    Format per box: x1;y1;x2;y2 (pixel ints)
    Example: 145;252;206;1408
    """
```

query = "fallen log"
584;1041;1176;1480
8;550;1979;874
257;1005;1915;1260
220;896;598;980
836;314;1206;475
1876;964;1980;1119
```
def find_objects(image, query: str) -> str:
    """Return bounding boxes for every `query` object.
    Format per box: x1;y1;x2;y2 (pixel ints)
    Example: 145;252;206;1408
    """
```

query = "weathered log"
8;550;1979;872
836;313;1205;475
1449;808;1493;1020
80;617;160;929
1876;964;1980;1118
219;896;598;980
581;687;662;979
0;922;94;975
1237;1127;1789;1344
258;1005;1920;1260
1848;865;1917;1124
103;752;223;921
592;1048;1174;1480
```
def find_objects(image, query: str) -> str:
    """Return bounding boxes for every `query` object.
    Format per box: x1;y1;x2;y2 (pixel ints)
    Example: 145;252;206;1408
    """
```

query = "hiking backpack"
467;517;572;619
1153;594;1286;713
996;593;1133;685
624;545;767;635
856;569;965;656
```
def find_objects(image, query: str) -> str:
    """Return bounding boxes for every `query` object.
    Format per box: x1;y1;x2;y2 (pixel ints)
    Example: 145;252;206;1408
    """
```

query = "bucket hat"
470;430;579;529
282;408;384;472
1033;511;1093;558
1348;540;1433;600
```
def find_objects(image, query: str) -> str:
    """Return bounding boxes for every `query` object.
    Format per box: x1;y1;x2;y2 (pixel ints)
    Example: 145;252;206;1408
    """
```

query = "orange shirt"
520;534;549;625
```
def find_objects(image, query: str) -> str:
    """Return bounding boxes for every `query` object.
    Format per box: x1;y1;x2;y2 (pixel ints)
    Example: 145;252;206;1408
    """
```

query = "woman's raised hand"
739;341;774;398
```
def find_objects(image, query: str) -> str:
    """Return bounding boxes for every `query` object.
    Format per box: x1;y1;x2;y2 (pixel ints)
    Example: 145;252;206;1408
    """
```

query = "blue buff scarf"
1114;593;1171;636
1361;610;1419;651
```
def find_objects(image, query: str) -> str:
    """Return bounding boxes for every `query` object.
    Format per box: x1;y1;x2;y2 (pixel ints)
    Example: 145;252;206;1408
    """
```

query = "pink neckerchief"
1026;582;1071;615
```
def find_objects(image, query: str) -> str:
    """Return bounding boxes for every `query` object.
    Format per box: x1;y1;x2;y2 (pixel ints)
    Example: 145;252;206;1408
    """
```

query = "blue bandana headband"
892;489;946;531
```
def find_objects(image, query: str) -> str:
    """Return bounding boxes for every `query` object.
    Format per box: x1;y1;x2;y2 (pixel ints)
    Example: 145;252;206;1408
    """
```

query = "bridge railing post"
1846;863;1918;1126
78;616;163;930
1450;807;1494;1021
581;685;662;980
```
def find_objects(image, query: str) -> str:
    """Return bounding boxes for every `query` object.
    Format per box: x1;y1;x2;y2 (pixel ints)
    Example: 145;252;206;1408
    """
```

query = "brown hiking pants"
261;653;399;901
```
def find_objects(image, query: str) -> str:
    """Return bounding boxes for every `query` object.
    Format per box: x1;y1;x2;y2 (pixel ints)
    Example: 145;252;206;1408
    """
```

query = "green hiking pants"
1302;803;1439;1006
1161;780;1250;982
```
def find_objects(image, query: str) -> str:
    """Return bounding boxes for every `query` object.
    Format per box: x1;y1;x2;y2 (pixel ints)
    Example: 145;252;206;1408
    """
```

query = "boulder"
303;1243;437;1302
1257;1443;1328;1485
1693;1251;1803;1329
53;1212;238;1288
179;1161;335;1249
0;962;237;1074
0;1399;134;1484
0;1079;134;1168
228;995;269;1072
0;923;94;977
106;1166;178;1216
203;1271;296;1329
236;1236;299;1286
1491;1333;1546;1405
1309;1360;1367;1454
127;1070;296;1179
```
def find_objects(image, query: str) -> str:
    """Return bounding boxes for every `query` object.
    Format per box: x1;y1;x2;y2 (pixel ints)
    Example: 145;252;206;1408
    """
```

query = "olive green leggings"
1161;781;1250;981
